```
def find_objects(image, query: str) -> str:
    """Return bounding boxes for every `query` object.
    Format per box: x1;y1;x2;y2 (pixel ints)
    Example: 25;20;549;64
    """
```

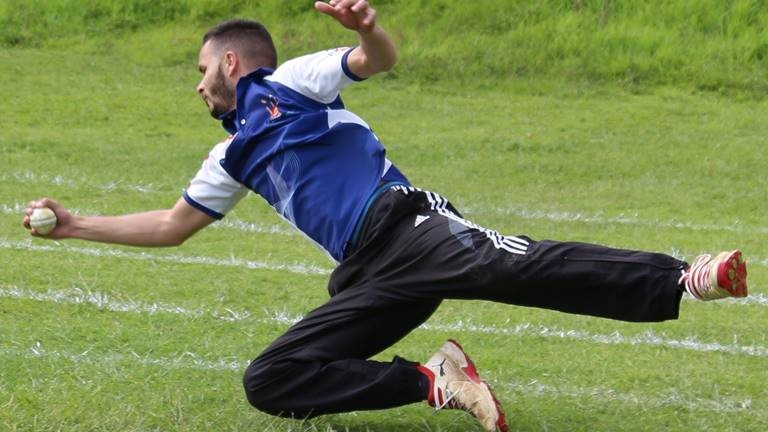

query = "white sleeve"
183;137;247;219
266;47;364;104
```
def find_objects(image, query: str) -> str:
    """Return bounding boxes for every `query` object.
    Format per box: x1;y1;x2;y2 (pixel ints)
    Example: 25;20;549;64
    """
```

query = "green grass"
2;12;768;432
2;0;768;96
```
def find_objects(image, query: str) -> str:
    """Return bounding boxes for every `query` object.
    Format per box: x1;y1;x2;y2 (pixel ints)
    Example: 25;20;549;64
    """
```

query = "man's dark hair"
203;19;277;69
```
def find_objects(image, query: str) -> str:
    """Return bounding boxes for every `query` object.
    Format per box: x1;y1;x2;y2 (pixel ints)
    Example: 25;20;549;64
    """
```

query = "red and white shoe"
679;250;748;300
417;340;508;432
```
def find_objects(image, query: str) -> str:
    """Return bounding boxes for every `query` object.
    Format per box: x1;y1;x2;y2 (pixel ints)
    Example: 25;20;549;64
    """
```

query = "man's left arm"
314;0;397;78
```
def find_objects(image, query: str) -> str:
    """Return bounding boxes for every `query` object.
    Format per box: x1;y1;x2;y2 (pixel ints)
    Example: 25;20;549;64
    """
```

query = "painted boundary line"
5;169;767;234
8;202;768;269
421;321;768;357
2;285;766;358
212;218;297;236
2;203;99;216
7;237;768;283
6;201;768;267
701;292;768;307
1;238;765;307
502;380;751;412
6;342;244;371
464;204;768;235
1;203;29;214
2;230;767;297
0;285;254;322
0;239;332;276
0;342;752;413
0;171;163;193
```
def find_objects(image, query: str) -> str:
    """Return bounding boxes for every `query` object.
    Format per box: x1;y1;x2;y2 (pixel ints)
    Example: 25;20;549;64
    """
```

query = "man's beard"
207;65;236;119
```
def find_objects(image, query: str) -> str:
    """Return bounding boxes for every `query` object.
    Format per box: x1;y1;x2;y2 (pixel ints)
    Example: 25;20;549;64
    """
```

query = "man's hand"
314;0;377;34
22;198;73;239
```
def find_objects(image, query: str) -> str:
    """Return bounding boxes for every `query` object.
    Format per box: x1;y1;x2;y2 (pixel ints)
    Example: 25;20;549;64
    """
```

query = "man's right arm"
23;197;215;247
23;137;248;247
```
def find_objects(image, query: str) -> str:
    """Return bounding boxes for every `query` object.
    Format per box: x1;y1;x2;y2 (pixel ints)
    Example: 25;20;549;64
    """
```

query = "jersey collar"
219;67;276;135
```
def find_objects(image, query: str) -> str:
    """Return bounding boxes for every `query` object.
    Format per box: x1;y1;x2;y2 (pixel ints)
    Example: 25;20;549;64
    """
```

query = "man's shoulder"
265;47;353;105
276;47;352;70
208;135;236;159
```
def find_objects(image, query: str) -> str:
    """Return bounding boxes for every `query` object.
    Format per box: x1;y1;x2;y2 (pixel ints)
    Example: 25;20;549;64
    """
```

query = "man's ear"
224;51;238;77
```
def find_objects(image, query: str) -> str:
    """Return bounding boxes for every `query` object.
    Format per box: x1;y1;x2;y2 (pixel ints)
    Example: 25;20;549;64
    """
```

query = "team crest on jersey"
261;95;282;120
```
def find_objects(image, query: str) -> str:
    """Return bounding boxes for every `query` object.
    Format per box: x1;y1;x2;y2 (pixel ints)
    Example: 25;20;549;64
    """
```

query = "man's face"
197;41;236;119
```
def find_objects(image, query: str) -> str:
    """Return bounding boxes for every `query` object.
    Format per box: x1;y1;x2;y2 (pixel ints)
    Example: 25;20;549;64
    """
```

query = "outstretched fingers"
314;0;377;33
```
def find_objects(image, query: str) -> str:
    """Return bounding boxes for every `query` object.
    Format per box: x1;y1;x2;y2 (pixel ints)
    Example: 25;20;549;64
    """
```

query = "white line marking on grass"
1;171;163;193
7;169;768;235
4;285;766;358
463;205;768;235
684;292;768;306
0;203;28;215
211;219;298;236
7;202;763;271
0;342;752;412
0;239;332;275
16;342;244;371
1;171;79;188
0;285;253;321
502;379;751;412
422;320;768;357
0;285;307;325
2;202;99;218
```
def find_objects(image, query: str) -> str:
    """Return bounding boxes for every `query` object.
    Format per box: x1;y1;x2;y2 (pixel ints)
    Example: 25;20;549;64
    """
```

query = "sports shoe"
417;340;508;432
678;250;748;300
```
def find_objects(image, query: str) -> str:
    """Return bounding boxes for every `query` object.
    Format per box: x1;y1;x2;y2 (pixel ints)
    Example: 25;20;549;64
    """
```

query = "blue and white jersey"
184;47;409;262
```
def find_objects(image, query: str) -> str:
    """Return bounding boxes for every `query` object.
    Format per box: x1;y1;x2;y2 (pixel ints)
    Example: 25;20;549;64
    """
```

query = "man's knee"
243;358;312;418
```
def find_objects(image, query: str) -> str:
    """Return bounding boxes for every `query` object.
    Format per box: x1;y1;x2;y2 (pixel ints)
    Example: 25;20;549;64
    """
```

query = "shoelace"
433;382;471;410
438;382;501;431
678;254;712;299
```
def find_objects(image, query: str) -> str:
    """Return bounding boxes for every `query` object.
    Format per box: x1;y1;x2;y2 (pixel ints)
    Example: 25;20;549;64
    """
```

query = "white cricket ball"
30;207;58;235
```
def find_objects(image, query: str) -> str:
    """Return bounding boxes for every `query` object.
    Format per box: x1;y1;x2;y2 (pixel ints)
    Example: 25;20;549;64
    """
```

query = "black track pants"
243;186;686;418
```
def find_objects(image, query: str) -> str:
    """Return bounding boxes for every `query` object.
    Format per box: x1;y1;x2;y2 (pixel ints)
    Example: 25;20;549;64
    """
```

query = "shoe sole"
445;339;509;432
716;250;748;298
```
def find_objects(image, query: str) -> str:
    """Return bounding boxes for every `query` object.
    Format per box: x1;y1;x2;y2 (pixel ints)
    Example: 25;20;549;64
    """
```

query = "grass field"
3;0;768;96
2;6;768;432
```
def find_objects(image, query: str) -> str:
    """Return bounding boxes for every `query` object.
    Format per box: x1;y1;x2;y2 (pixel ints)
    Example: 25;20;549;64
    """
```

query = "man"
23;1;748;431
